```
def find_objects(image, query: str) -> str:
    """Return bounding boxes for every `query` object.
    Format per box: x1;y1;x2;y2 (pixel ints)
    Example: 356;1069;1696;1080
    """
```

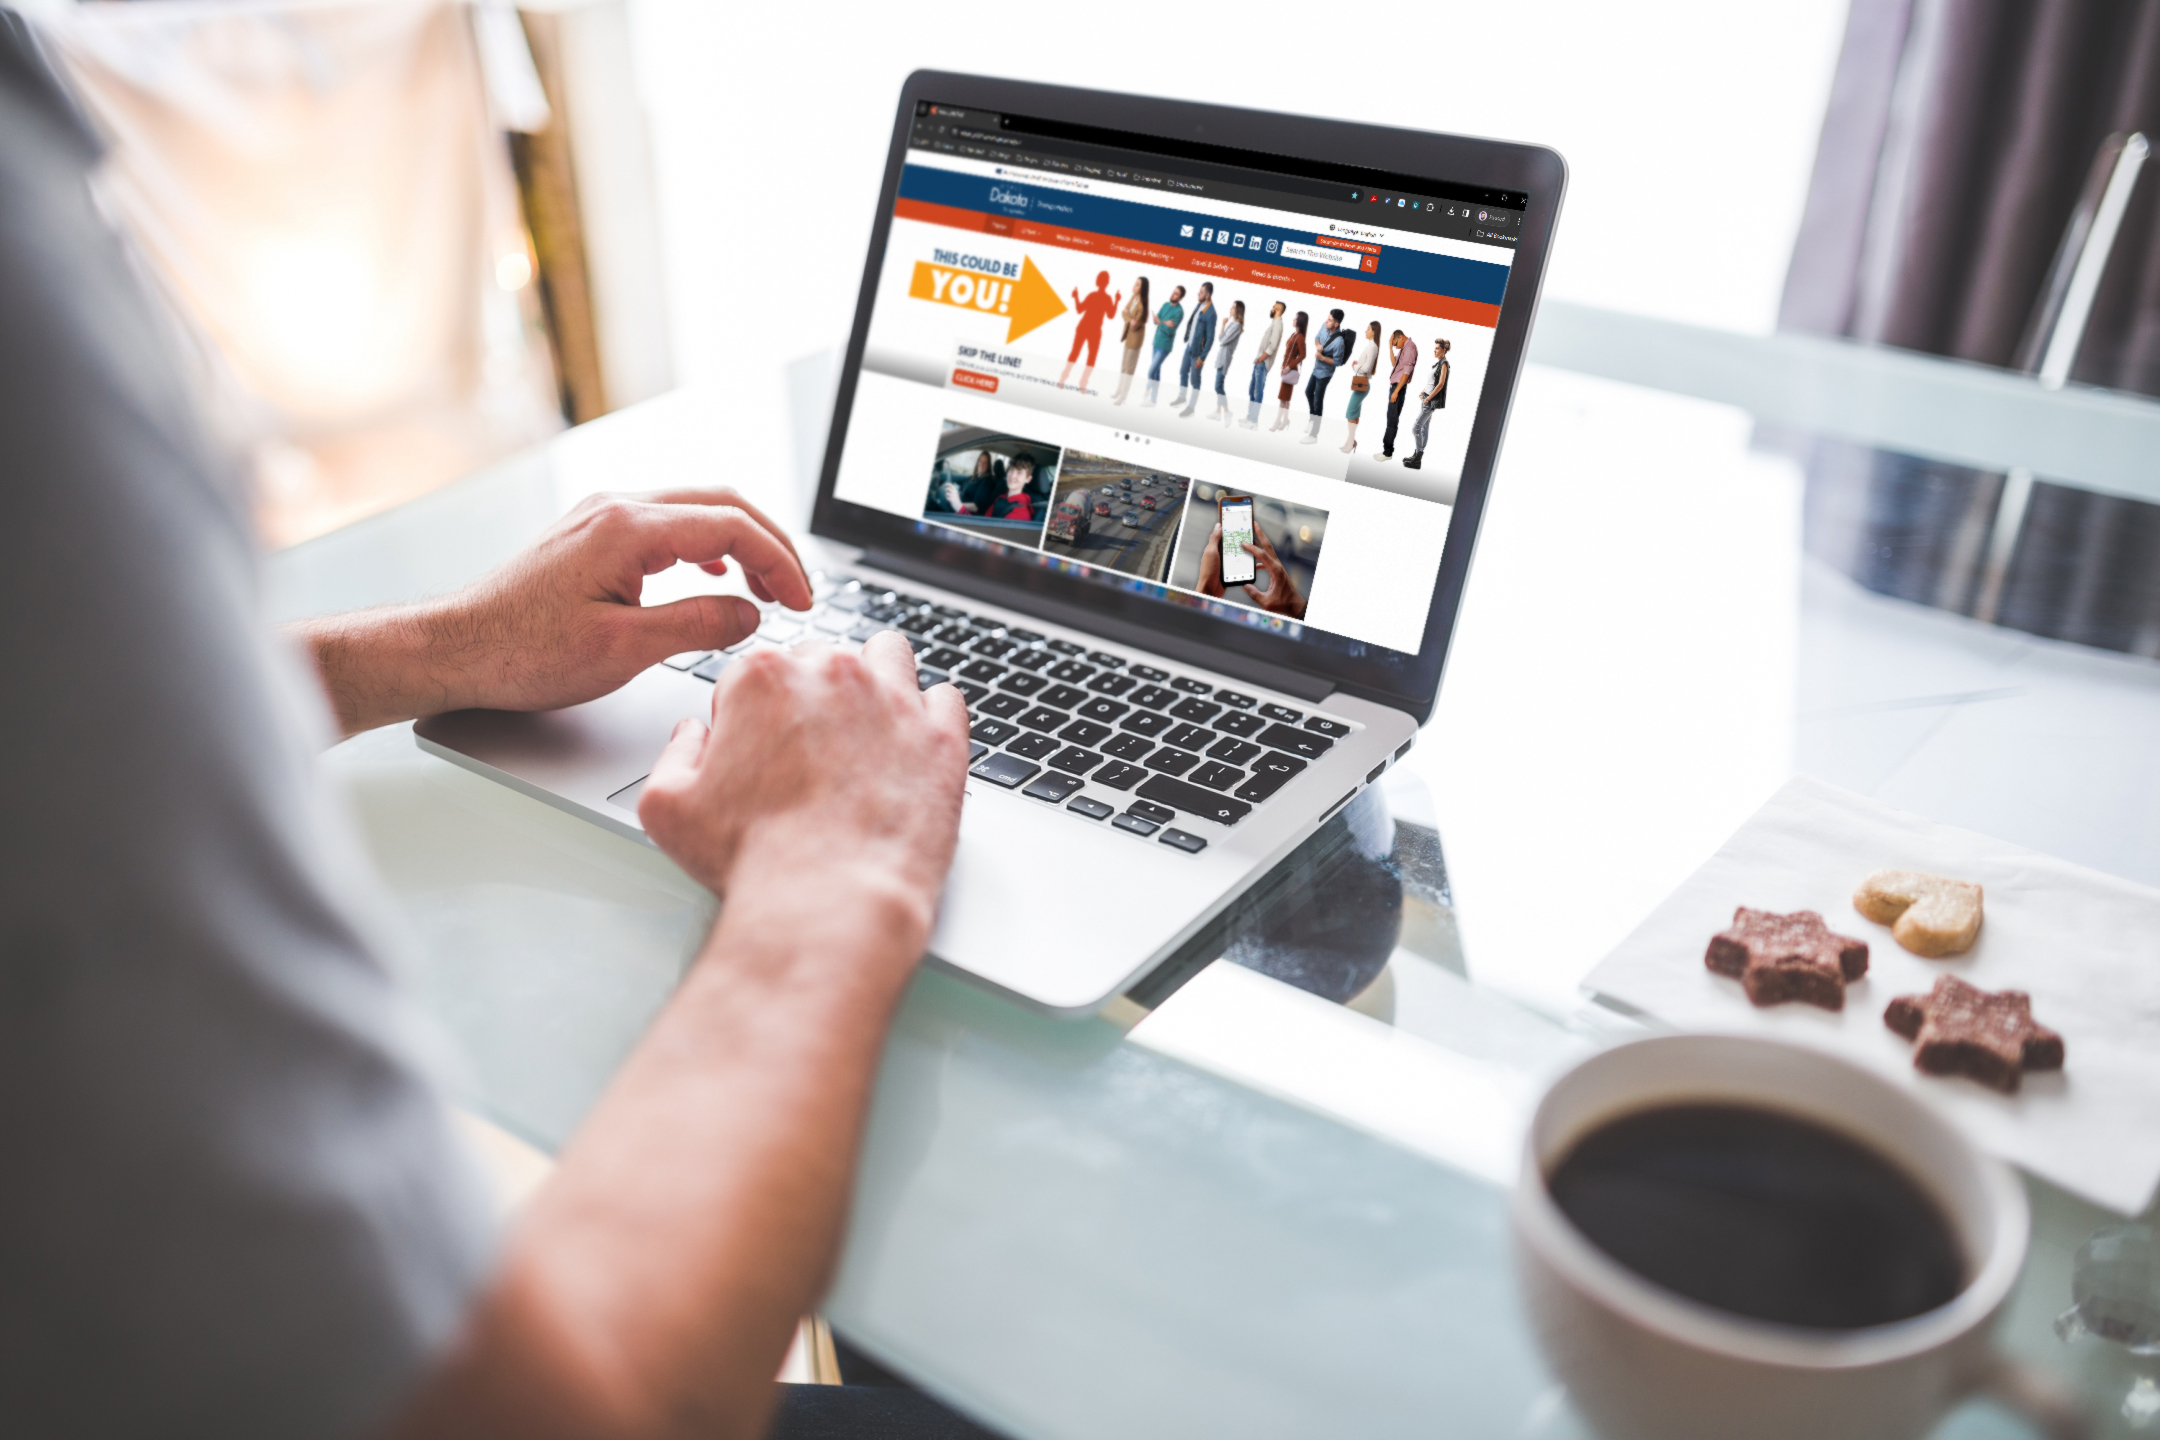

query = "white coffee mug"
1511;1034;2083;1440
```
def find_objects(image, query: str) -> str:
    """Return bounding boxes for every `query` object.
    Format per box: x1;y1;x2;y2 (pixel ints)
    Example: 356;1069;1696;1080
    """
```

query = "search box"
1278;240;1366;270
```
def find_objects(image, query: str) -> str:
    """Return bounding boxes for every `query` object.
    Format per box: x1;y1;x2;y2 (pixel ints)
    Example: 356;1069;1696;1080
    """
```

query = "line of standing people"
1098;270;1453;466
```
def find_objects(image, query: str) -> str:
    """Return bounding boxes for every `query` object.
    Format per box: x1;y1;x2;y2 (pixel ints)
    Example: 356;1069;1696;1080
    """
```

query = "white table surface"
269;354;2160;1440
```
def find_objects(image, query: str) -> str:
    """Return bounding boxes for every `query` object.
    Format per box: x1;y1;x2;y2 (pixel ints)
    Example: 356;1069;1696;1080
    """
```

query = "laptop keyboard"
660;573;1360;854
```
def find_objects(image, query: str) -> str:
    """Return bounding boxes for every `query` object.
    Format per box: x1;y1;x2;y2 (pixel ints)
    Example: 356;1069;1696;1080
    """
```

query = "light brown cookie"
1854;870;1983;957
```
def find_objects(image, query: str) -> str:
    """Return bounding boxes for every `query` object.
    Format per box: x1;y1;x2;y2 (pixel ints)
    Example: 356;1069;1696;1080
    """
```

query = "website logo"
1201;227;1214;242
1265;237;1278;253
988;185;1029;209
1179;224;1193;238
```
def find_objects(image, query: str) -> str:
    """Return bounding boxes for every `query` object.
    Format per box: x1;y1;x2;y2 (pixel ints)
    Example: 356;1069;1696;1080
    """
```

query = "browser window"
833;103;1526;657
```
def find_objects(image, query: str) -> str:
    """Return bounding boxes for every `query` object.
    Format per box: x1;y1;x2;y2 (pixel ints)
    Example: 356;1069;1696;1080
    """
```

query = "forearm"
393;851;925;1440
290;602;467;737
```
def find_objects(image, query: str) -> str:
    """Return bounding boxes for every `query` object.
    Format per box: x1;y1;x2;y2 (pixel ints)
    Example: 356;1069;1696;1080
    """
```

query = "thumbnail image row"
922;419;1327;622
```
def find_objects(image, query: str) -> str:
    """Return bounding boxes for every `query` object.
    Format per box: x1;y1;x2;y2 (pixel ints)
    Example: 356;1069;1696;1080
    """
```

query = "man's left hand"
296;486;814;736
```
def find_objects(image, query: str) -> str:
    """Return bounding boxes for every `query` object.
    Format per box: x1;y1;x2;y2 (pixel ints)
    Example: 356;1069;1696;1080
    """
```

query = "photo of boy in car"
922;421;1061;547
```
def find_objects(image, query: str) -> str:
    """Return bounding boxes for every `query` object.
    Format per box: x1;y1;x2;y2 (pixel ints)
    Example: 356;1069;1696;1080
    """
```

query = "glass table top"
287;351;2160;1439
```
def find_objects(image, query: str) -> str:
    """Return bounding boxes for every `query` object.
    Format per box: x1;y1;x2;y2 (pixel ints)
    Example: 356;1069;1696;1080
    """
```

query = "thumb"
637;717;708;833
637;593;760;663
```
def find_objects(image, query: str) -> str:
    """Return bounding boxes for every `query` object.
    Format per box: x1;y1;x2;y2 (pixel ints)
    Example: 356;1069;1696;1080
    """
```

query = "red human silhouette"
1059;271;1121;392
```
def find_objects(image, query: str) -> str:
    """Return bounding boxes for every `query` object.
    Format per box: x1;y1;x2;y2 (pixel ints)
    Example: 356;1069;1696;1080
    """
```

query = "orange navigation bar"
893;197;1501;329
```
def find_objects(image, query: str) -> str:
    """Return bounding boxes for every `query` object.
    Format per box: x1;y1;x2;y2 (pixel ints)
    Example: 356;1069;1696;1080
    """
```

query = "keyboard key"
1046;638;1085;655
1137;774;1254;827
814;610;854;634
921;646;968;671
1259;724;1333;760
1094;761;1147;791
1007;733;1060;761
1145;748;1200;777
1119;710;1173;738
1304;716;1353;738
1059;719;1111;747
959;659;1008;683
1234;769;1296;803
1212;711;1267;738
1006;628;1044;644
1087;673;1137;696
971;752;1039;788
1159;828;1207;854
1207;737;1263;766
1022;772;1085;804
917;668;948;692
1215;690;1256;710
1067;795;1114;821
978;692;1027;719
1103;733;1154;761
864;601;908;622
663;651;709;670
690;654;732;681
971;636;1017;659
1251;750;1309;781
1038;684;1089;710
1130;685;1177;710
1259;703;1303;724
1007;648;1054;672
929;604;968;620
1128;663;1168;681
968;612;1005;629
1017;706;1068;733
970;718;1019;745
898;611;940;635
1126;800;1176;824
1086;651;1125;669
1190;762;1243;791
1076;698;1128;723
1048;746;1103;775
953;681;988;705
1170;698;1222;724
903;633;931;654
847;620;889;643
1112;813;1159;837
1170;676;1213;694
888;592;927;608
826;590;870;613
1163;723;1214;751
1047;660;1096;684
969;741;987;762
997;671;1049;697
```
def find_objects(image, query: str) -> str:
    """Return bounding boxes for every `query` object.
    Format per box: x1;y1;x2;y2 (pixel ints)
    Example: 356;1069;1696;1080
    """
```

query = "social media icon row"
1179;224;1278;254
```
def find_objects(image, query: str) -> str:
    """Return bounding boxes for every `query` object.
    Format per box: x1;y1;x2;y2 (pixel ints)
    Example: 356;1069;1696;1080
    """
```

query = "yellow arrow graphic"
908;255;1067;343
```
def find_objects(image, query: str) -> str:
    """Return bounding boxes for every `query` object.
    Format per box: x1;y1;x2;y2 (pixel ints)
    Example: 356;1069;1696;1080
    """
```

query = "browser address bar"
1277;240;1366;270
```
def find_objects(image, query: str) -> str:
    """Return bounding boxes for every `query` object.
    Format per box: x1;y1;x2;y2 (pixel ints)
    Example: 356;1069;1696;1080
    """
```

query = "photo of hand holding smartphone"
1218;495;1256;587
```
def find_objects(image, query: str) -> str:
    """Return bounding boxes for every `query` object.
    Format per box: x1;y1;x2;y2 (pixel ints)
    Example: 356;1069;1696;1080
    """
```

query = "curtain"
1779;0;2160;656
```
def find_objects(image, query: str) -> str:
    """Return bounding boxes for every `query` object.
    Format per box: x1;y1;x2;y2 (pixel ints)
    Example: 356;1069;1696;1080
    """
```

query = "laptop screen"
829;102;1527;662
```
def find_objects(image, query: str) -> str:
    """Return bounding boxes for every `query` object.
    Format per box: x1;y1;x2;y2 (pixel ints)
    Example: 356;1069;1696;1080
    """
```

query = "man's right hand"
638;631;971;953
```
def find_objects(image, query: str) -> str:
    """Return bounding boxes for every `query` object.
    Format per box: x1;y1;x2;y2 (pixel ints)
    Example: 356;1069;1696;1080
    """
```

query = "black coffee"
1547;1103;1965;1330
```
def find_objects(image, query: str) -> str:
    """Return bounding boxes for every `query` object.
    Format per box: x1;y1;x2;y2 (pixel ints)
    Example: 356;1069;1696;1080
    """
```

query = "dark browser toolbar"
910;104;1522;248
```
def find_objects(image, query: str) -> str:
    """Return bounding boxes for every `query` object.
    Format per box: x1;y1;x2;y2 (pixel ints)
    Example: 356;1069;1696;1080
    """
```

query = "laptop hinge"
857;548;1335;703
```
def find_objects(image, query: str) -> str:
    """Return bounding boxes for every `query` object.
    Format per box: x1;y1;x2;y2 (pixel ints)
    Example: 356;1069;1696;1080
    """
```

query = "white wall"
626;0;1849;396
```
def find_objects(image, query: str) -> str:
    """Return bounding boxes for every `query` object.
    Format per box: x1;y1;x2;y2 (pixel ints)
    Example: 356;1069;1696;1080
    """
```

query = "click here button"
952;368;999;394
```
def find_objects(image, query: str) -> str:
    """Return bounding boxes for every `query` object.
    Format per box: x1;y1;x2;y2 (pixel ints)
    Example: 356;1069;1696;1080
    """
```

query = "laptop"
417;72;1564;1016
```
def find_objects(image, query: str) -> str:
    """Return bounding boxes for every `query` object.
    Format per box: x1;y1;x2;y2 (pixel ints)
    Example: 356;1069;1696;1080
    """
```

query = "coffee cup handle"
1972;1348;2086;1440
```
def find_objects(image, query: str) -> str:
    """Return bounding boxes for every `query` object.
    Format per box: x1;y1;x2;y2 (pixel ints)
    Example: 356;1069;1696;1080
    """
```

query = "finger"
858;627;919;693
636;485;805;575
646;715;709;788
922;678;970;740
625;504;815;611
635;592;760;664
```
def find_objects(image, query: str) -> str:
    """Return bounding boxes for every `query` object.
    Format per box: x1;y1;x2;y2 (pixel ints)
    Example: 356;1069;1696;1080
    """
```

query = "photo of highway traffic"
1039;450;1193;583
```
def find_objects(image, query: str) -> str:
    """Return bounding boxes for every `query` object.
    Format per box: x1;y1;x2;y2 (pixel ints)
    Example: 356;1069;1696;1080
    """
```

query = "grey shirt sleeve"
0;41;494;1440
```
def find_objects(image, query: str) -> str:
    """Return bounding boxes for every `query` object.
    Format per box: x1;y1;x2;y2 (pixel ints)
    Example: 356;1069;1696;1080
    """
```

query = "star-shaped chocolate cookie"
1884;975;2063;1093
1705;907;1869;1009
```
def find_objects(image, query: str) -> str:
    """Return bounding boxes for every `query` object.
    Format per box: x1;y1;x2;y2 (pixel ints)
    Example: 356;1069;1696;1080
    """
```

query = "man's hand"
1245;527;1307;619
639;631;971;940
1196;521;1227;597
296;487;813;736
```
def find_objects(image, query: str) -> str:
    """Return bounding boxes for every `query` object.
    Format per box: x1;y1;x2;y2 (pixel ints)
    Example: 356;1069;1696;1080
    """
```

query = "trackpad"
608;775;649;813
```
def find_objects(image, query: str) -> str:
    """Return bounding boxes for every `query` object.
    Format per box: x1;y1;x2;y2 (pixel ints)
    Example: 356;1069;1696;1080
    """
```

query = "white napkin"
1582;775;2160;1215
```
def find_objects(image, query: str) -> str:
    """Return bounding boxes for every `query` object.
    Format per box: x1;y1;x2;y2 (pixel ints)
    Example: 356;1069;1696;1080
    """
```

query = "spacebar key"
1136;774;1252;827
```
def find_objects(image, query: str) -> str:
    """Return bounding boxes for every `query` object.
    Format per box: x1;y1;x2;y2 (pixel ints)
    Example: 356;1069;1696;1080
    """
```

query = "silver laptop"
417;73;1564;1016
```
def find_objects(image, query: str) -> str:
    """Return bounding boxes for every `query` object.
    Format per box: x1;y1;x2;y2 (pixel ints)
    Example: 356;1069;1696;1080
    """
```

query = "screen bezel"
810;70;1567;725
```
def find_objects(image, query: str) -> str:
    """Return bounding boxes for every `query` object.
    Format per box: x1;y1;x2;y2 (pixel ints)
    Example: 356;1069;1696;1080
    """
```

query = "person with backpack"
1402;337;1452;471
